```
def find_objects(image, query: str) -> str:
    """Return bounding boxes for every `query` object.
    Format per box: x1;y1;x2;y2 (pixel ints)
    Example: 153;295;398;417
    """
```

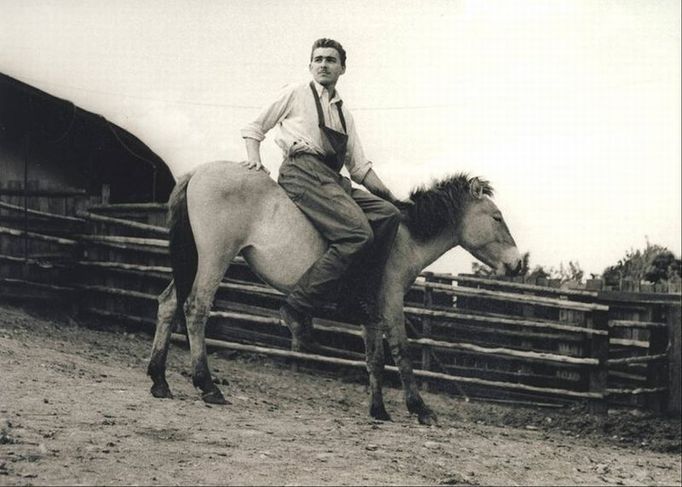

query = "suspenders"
309;82;347;133
309;82;348;172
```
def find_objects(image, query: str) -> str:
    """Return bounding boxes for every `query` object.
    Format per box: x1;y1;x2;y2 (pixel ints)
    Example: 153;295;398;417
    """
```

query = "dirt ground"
0;303;680;486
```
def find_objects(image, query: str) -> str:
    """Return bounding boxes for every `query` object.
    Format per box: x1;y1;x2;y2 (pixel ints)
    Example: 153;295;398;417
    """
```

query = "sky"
1;0;680;277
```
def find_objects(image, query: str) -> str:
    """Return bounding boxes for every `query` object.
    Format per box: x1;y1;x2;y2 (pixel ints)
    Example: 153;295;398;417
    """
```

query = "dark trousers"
278;154;401;314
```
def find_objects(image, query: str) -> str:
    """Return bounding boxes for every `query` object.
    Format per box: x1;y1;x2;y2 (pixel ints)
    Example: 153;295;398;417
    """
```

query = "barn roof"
0;72;174;203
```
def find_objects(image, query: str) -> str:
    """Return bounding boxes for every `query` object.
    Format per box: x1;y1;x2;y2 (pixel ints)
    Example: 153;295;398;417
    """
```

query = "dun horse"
147;161;522;425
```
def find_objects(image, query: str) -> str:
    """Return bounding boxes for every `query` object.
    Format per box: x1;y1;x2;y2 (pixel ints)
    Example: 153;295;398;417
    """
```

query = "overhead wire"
7;73;469;112
7;71;675;114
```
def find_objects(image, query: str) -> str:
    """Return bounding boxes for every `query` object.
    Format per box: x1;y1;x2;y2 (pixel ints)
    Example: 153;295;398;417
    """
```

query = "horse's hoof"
417;409;439;426
201;388;229;405
370;404;392;422
150;382;173;399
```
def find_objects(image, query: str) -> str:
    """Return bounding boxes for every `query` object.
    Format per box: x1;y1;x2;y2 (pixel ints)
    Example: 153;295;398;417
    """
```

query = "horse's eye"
493;215;503;222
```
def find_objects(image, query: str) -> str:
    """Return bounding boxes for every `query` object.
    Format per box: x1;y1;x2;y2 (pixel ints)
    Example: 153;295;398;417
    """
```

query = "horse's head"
404;173;524;276
458;178;523;276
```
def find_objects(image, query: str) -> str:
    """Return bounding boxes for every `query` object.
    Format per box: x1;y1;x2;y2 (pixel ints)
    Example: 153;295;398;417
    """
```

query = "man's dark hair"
310;38;347;67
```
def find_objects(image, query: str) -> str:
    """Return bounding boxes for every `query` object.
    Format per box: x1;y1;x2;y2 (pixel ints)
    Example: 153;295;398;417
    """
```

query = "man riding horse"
240;38;405;351
145;37;522;421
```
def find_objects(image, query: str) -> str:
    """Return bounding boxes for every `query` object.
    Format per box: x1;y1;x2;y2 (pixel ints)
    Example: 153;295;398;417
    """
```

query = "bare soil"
0;303;680;486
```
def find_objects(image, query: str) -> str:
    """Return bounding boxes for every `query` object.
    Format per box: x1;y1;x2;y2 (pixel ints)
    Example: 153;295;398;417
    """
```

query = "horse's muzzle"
503;259;524;277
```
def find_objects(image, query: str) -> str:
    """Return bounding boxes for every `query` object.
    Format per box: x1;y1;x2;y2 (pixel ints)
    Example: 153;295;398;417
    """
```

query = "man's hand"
239;159;271;175
390;198;415;211
362;169;411;209
242;138;270;174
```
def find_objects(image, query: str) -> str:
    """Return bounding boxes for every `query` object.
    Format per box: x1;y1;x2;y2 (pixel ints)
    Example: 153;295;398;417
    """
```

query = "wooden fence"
0;199;679;415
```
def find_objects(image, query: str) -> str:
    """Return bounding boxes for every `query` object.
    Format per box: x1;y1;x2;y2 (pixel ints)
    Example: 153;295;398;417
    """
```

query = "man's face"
309;47;345;87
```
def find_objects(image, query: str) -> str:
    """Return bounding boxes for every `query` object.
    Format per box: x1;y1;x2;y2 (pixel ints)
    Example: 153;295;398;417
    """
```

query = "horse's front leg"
362;322;391;421
384;297;438;425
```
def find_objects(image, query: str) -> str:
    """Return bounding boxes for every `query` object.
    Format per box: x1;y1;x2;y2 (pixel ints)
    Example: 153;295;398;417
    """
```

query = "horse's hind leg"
148;280;180;399
184;247;237;404
363;323;391;421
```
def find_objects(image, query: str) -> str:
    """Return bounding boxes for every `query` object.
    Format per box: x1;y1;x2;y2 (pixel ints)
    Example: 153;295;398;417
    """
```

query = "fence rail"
1;201;679;415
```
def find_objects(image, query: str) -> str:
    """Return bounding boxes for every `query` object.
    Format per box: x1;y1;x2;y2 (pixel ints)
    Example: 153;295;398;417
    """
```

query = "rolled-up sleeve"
343;112;373;184
240;84;296;141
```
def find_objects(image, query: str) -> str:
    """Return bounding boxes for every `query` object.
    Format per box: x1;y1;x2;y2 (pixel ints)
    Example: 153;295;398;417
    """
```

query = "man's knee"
338;220;373;256
355;222;374;250
375;202;401;229
386;204;401;224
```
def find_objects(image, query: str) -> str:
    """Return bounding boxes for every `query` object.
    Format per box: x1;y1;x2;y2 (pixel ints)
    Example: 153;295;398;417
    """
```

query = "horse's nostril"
504;260;523;277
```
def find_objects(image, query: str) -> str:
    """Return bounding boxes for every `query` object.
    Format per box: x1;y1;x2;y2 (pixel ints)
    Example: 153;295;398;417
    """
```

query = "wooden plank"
77;211;169;235
76;235;168;247
667;304;681;416
169;334;604;400
87;203;168;211
214;309;594;365
0;225;79;246
421;276;434;389
0;253;70;268
607;387;668;396
609;338;650;349
78;284;156;300
78;284;598;368
79;239;169;255
609;319;668;329
415;282;609;312
0;201;85;223
76;260;171;274
430;320;583;343
0;277;74;292
588;309;609;414
74;266;605;344
404;306;608;336
0;288;67;302
453;274;599;298
84;306;156;326
411;337;597;365
598;290;682;305
218;280;283;297
647;309;670;413
608;353;668;365
442;362;582;384
608;370;647;382
0;188;87;197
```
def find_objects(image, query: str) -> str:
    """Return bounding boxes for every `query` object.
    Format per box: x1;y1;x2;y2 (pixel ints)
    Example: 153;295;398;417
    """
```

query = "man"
241;38;403;350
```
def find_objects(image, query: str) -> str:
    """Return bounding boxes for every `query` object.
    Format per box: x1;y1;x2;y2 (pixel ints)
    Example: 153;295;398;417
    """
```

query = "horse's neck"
412;230;458;271
389;226;458;289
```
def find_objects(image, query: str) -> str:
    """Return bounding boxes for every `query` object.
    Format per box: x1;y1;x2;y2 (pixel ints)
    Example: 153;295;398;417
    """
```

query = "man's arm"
240;84;296;175
241;138;269;174
361;169;399;204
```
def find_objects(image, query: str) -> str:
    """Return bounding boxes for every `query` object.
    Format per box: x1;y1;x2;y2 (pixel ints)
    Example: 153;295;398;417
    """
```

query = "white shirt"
241;80;373;184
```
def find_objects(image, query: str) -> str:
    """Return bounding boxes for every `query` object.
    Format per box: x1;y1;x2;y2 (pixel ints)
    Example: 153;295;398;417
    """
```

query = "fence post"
666;303;681;417
588;308;609;414
644;305;669;414
421;273;434;392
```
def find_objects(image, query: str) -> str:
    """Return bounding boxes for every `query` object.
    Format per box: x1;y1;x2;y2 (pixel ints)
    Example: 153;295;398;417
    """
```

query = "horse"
147;160;523;425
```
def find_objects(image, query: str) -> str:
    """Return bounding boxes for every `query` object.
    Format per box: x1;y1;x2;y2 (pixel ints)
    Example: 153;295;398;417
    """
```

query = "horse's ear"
470;178;484;199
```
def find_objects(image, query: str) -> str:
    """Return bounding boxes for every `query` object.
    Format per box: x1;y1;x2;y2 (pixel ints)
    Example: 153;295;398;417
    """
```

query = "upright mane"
403;173;494;240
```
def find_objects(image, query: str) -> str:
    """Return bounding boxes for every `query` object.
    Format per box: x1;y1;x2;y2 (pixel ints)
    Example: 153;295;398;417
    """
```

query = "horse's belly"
242;240;322;293
241;187;327;293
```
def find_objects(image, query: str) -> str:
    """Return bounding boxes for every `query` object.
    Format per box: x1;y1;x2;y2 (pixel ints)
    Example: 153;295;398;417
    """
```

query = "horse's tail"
167;172;197;311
